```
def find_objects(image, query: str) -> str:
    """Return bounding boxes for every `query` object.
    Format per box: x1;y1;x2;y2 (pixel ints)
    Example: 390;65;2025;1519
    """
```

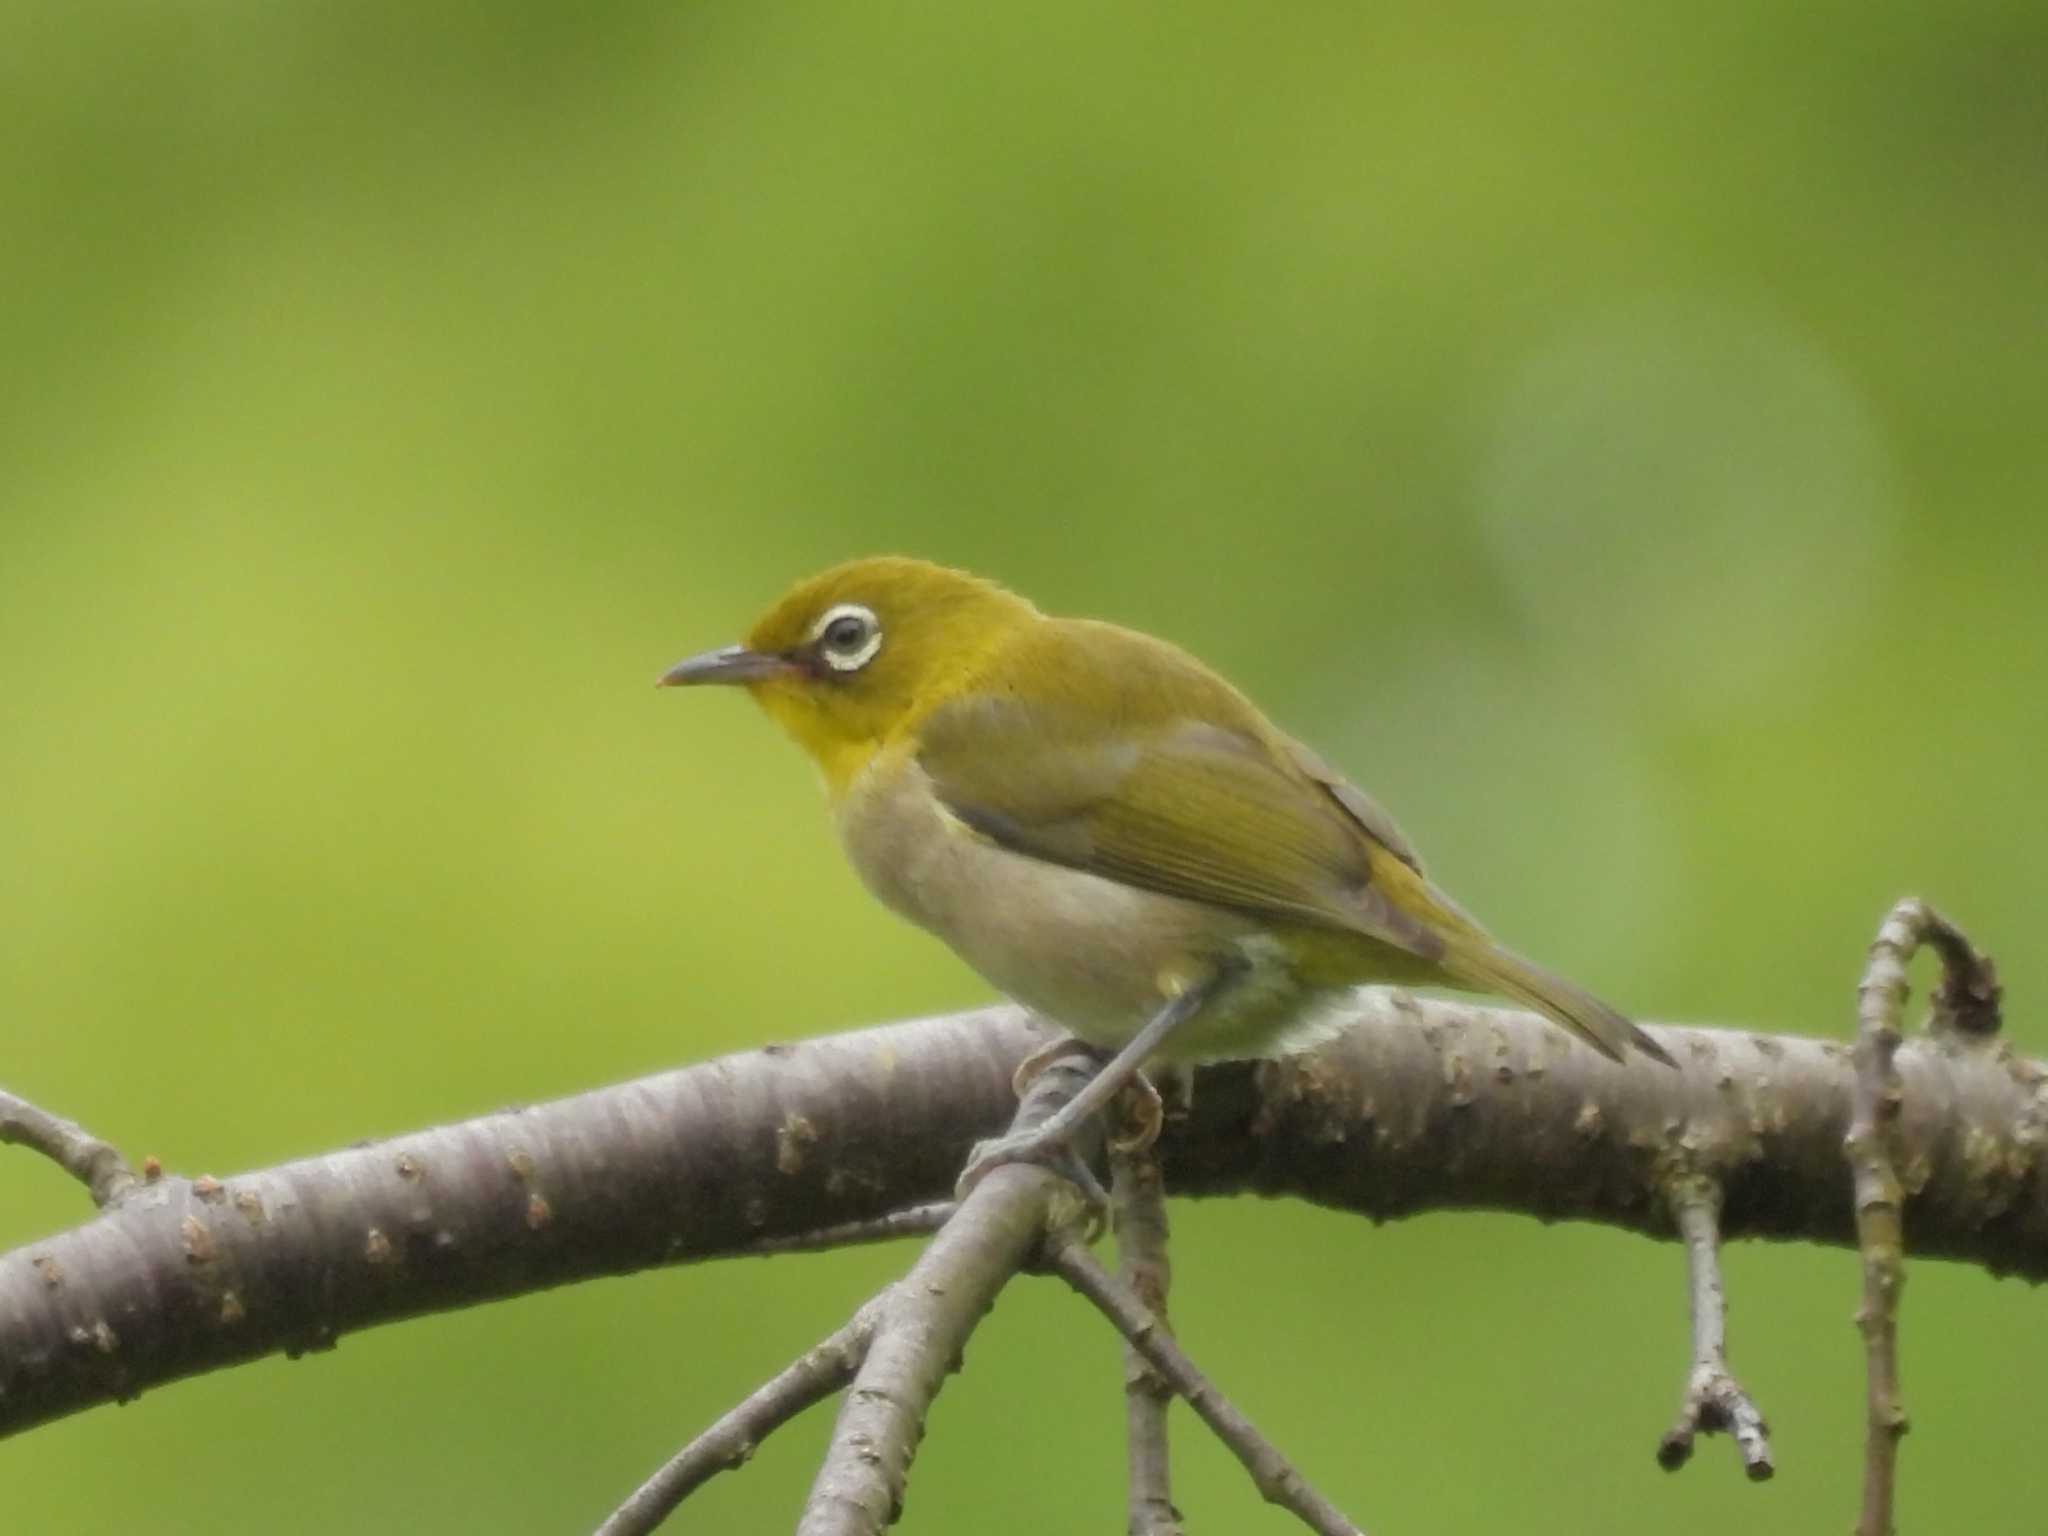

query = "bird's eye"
811;603;883;673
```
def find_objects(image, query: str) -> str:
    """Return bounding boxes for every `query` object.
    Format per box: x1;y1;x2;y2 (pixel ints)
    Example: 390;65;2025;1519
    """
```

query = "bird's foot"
1107;1072;1164;1154
955;1124;1110;1233
1008;1034;1168;1156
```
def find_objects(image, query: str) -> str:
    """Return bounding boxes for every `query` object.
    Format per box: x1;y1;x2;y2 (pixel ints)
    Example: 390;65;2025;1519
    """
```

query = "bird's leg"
1018;1034;1166;1157
956;967;1235;1206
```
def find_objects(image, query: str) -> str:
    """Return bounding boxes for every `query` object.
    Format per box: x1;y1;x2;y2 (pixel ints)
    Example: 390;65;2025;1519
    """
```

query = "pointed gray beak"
656;645;795;688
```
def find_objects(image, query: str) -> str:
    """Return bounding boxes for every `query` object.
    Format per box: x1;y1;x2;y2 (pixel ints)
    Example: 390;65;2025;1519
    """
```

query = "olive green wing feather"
915;696;1446;963
1283;736;1425;874
1273;731;1667;1062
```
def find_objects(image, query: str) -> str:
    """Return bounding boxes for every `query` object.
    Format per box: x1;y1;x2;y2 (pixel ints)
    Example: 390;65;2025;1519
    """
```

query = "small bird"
661;557;1673;1193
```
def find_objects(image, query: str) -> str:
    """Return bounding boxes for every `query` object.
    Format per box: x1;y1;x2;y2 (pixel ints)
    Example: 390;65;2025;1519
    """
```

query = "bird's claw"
1107;1073;1164;1154
955;1127;1110;1236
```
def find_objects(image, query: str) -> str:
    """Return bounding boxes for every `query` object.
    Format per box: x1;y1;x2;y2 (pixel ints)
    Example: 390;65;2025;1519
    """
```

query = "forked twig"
1049;1235;1364;1536
595;1302;881;1536
0;1087;137;1208
593;1048;1102;1536
1656;1175;1773;1479
596;1036;1366;1536
796;1053;1102;1536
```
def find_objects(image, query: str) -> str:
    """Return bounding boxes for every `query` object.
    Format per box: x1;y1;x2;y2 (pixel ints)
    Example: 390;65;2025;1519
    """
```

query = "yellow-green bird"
661;557;1673;1189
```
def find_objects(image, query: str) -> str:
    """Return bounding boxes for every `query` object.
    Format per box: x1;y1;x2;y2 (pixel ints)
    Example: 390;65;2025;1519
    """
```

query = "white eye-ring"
810;603;883;672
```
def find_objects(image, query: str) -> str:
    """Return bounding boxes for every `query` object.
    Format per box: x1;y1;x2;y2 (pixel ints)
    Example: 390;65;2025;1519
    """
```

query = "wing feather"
916;665;1444;962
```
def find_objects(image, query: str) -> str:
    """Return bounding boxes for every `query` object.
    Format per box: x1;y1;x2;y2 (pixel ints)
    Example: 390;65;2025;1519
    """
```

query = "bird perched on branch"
661;556;1672;1196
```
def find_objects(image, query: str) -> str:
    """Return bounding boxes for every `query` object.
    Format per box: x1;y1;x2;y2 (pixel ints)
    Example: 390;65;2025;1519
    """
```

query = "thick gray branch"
3;994;2046;1439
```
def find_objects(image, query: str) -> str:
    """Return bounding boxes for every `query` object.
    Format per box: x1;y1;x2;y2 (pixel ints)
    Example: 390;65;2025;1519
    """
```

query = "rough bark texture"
1114;1148;1183;1536
2;992;2043;1440
1845;899;1993;1535
795;1052;1097;1536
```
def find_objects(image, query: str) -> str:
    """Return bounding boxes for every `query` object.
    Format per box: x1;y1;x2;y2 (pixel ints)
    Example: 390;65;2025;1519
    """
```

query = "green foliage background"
4;2;2043;1530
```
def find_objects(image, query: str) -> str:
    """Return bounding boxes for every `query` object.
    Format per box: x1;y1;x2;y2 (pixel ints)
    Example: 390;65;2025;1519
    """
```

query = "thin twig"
1113;1146;1182;1536
1656;1175;1773;1479
0;1087;136;1208
1848;898;1984;1536
737;1202;956;1258
796;1053;1102;1536
1049;1236;1364;1536
595;1302;882;1536
1918;914;2003;1041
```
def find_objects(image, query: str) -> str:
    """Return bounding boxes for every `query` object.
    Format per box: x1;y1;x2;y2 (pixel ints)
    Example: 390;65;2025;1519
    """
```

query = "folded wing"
916;688;1447;965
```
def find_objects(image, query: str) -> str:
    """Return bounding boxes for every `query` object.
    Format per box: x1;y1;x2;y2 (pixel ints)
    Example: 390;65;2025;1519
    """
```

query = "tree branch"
1849;915;1911;1536
1656;1175;1772;1478
0;1088;137;1209
737;1202;955;1259
1048;1236;1363;1536
1113;1145;1182;1536
4;990;2047;1442
796;1054;1103;1536
594;1300;881;1536
1847;899;1999;1535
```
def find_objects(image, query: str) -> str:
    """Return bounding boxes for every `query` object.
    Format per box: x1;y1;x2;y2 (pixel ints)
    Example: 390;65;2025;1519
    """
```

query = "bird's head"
660;556;1037;793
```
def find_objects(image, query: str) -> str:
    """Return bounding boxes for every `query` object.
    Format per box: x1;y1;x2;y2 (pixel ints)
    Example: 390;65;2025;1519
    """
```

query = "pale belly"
838;760;1352;1062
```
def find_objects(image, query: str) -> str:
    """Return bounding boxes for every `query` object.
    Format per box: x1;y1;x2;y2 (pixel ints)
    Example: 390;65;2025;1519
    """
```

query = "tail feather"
1445;940;1675;1068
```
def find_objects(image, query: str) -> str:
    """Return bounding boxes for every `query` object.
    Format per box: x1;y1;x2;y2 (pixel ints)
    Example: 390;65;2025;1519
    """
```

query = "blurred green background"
4;1;2043;1530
